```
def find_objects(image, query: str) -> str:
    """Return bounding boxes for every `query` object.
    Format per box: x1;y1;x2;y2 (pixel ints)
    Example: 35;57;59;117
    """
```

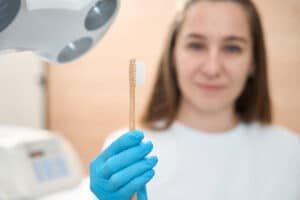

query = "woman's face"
175;1;253;114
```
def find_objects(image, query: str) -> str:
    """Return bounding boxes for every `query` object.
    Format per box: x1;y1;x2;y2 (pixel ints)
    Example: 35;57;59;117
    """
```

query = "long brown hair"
141;0;272;130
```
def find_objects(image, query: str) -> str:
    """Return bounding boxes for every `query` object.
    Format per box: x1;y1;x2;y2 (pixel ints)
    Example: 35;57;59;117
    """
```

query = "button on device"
32;157;69;182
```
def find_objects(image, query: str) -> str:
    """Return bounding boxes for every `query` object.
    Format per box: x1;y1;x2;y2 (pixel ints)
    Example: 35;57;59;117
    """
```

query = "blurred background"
0;0;299;173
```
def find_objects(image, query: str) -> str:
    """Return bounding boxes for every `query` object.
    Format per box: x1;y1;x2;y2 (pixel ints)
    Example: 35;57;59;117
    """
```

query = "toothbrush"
129;59;145;130
129;59;146;200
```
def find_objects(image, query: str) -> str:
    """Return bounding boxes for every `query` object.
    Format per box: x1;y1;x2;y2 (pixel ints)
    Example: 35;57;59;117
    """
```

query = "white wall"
0;52;45;128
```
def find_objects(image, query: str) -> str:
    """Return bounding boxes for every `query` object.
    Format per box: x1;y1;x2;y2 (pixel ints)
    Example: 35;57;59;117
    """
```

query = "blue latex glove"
89;131;158;200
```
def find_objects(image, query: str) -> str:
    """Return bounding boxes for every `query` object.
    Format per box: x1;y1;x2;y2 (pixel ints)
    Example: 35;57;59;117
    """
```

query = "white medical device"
0;0;120;64
0;126;84;200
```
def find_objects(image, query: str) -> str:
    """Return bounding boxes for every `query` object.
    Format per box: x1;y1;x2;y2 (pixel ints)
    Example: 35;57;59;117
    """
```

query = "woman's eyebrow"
185;33;207;40
185;33;248;44
224;36;248;44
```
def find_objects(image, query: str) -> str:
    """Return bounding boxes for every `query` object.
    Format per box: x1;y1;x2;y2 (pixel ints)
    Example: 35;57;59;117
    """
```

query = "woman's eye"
187;43;204;51
224;45;242;53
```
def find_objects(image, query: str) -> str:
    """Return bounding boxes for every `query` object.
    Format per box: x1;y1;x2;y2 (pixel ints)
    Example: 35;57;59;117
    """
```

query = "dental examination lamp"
0;0;120;64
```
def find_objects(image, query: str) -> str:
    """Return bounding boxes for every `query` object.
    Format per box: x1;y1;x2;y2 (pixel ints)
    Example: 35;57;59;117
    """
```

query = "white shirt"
124;122;300;200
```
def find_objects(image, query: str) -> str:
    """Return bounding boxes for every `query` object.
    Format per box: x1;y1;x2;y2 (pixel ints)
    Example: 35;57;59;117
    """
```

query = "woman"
89;0;300;199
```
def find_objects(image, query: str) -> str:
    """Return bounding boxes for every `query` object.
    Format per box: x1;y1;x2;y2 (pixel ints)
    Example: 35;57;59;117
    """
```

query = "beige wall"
47;0;300;172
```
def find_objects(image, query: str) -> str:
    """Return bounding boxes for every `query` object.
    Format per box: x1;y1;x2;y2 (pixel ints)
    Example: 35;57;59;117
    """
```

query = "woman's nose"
201;50;222;78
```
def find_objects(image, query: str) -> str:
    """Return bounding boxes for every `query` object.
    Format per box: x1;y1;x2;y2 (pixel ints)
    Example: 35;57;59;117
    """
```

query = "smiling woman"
142;0;271;132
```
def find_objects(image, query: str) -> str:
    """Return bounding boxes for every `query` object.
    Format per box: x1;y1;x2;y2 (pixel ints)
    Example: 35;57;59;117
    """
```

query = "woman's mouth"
197;83;225;92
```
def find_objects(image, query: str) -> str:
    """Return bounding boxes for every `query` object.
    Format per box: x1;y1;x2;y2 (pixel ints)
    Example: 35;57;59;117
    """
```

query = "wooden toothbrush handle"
129;59;136;200
131;194;137;200
129;81;135;130
129;59;136;130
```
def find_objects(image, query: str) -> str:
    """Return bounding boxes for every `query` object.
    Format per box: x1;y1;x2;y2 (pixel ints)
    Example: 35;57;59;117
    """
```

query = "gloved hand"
89;131;158;200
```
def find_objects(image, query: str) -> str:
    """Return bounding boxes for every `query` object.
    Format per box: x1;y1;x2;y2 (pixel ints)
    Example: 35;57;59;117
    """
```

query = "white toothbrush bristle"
135;60;145;85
